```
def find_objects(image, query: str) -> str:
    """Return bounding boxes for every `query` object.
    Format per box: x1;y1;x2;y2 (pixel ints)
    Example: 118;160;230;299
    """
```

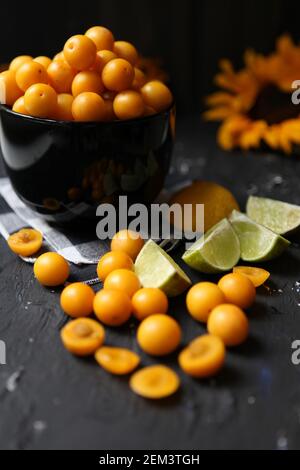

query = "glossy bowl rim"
0;102;175;127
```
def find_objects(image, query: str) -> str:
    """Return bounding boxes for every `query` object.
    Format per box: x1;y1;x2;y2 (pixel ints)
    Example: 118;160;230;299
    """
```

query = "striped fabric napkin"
0;177;109;264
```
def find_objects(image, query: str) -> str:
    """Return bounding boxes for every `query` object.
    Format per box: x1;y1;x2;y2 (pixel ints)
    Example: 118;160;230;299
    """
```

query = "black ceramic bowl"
0;104;175;224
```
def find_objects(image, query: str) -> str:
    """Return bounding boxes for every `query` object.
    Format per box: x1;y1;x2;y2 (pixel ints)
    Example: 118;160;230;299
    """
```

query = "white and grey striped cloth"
0;177;109;264
0;176;190;265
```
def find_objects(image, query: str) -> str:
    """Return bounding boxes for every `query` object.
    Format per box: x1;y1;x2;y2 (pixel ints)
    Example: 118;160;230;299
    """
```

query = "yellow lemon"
169;180;240;232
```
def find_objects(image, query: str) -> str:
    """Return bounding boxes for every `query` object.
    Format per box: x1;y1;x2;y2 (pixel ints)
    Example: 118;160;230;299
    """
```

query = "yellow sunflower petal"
217;115;250;150
219;59;235;75
203;106;235;121
214;73;241;93
205;92;235;107
239;121;267;150
218;123;236;150
263;125;281;150
277;72;300;92
281;119;300;144
244;49;256;68
277;35;296;58
279;126;293;154
244;49;280;85
224;115;251;132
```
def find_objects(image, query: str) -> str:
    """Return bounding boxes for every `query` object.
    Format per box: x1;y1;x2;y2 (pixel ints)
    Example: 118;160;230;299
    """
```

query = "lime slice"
134;240;192;297
182;218;240;273
229;210;290;262
247;195;300;235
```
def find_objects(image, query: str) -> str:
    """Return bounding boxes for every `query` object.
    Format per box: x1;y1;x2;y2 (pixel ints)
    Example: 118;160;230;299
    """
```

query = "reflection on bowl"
0;104;175;224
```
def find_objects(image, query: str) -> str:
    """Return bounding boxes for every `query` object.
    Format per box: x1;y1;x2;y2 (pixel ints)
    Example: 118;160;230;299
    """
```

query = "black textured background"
1;118;300;450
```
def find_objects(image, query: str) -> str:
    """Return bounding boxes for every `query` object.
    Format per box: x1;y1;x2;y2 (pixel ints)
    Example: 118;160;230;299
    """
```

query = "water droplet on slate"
248;396;256;405
6;367;24;392
277;432;288;450
33;421;47;433
266;174;285;191
178;161;190;175
247;184;258;195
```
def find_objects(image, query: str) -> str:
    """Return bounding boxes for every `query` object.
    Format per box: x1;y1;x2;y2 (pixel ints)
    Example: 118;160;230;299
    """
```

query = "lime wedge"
247;195;300;235
229;210;290;262
134;240;192;297
182;218;240;273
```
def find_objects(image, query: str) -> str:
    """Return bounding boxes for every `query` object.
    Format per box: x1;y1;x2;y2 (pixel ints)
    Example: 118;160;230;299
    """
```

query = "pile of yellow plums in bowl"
0;26;173;122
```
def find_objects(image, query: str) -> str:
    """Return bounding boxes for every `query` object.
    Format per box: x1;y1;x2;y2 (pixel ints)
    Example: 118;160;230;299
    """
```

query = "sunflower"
204;35;300;154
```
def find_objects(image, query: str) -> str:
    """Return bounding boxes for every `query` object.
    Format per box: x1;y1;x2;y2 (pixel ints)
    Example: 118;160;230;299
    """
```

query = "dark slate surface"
0;117;300;450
